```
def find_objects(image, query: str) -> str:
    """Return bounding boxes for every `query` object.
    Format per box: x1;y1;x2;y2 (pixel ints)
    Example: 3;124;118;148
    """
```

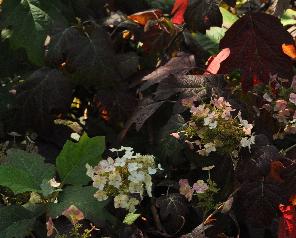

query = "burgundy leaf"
219;13;294;91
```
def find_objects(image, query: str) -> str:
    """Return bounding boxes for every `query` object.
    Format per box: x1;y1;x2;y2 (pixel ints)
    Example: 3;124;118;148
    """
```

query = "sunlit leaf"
1;0;68;65
56;134;105;185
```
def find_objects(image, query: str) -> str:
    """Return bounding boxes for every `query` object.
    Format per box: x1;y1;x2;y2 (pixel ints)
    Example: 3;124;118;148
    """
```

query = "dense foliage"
0;0;295;237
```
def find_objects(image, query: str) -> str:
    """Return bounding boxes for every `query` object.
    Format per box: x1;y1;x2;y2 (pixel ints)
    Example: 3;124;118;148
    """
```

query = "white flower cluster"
86;147;161;212
189;97;255;156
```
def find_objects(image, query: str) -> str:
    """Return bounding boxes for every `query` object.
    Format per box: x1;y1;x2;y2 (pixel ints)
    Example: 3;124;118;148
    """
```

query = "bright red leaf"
278;204;296;238
171;0;189;25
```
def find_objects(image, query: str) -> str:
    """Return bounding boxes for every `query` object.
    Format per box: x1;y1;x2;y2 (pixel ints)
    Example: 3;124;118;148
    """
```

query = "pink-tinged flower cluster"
179;179;209;201
185;97;255;156
261;77;296;139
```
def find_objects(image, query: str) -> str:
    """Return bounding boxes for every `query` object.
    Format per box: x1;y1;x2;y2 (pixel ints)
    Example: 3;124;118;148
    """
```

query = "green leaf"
192;32;219;55
220;7;238;29
0;165;40;194
48;186;114;224
40;179;61;197
191;8;234;55
1;0;68;65
56;134;105;185
0;149;55;194
0;205;37;238
281;9;296;26
6;149;55;186
123;213;141;225
206;27;226;44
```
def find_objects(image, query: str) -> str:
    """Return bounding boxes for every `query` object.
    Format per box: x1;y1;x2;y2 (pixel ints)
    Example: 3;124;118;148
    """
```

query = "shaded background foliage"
0;0;295;237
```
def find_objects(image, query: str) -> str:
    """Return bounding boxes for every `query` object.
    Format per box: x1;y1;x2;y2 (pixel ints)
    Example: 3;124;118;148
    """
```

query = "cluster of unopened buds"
86;147;162;212
261;76;296;139
173;97;255;157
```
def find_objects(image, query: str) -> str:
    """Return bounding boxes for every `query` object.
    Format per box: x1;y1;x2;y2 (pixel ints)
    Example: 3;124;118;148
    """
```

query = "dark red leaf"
218;13;294;91
171;0;189;25
235;181;285;226
282;164;296;198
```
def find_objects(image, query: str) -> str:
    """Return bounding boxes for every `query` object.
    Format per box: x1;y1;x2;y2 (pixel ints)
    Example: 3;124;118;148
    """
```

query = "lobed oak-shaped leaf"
0;166;41;194
1;0;68;65
56;134;105;186
46;22;120;86
0;149;55;194
236;144;284;183
235;181;286;226
6;149;55;188
184;0;222;33
12;68;72;135
218;13;294;91
140;52;196;91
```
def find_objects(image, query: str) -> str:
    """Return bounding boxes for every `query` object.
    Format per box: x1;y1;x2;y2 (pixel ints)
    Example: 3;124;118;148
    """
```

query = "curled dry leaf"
62;205;85;225
140;52;196;91
46;217;55;237
128;9;163;26
282;44;296;60
205;48;230;74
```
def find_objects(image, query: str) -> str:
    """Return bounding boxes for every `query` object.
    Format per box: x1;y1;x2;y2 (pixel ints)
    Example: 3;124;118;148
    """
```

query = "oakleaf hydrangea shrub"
179;97;255;157
86;147;161;212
